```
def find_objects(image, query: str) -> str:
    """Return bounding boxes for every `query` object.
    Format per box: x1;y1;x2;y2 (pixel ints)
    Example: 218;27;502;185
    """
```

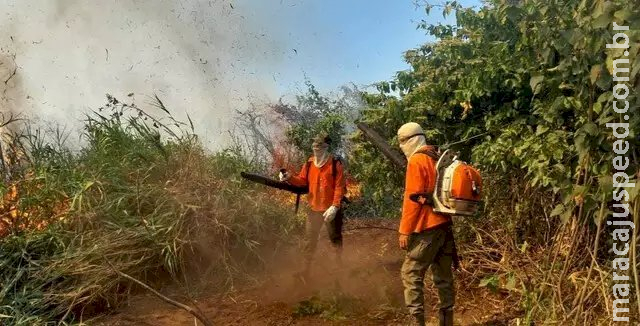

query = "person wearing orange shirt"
397;122;455;326
279;133;346;279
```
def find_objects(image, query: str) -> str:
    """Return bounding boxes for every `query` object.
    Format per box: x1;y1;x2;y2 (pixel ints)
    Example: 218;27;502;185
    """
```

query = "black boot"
438;308;453;326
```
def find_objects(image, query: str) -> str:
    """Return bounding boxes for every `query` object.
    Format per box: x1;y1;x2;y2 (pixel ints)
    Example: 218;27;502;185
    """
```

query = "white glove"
278;170;290;182
323;205;339;222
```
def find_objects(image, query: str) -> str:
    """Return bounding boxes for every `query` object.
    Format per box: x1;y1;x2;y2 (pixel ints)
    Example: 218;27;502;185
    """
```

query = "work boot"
438;308;453;326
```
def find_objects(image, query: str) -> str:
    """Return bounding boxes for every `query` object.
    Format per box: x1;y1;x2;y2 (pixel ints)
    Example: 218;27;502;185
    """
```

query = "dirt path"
95;220;518;325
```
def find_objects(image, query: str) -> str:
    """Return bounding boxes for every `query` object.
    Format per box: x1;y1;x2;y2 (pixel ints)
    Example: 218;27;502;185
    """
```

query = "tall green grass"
0;95;299;325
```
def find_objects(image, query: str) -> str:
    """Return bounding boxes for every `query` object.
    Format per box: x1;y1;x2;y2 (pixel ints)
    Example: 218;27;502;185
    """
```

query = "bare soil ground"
95;219;520;325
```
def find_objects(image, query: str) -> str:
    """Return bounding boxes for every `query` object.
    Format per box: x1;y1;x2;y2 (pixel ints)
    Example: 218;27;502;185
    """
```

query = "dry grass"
454;172;638;325
0;96;300;325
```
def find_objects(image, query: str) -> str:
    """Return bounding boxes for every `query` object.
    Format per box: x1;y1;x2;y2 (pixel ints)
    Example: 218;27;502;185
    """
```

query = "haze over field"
1;0;473;148
0;0;291;148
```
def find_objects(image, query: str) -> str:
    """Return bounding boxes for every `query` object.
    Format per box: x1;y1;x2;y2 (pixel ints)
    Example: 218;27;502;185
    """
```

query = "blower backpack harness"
406;146;483;272
409;147;482;217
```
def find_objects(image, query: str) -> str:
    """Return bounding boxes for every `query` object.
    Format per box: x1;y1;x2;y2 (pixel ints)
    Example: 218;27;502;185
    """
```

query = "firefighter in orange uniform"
397;122;455;326
280;133;346;278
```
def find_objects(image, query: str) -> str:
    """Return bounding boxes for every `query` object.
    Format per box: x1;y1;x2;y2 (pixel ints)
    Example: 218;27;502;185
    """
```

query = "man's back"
399;145;451;235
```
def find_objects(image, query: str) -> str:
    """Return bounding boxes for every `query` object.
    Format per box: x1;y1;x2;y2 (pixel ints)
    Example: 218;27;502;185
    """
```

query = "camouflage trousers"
303;209;343;267
401;224;456;319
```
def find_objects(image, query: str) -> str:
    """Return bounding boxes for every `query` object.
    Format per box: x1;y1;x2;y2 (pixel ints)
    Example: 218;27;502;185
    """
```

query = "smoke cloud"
0;51;20;116
0;0;286;149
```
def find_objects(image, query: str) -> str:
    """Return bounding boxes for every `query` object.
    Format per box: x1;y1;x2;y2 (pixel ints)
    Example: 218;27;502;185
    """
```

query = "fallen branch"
102;256;213;326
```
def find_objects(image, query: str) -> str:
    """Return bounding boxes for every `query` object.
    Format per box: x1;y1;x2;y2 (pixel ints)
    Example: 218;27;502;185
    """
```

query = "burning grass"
0;96;300;325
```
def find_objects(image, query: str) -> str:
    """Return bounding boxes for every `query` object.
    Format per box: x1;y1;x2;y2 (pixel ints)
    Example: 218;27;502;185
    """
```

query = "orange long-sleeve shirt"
399;145;451;235
288;156;345;212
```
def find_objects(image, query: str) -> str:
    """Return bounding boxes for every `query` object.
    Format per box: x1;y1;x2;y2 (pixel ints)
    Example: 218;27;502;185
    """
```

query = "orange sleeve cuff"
288;175;306;187
288;161;310;187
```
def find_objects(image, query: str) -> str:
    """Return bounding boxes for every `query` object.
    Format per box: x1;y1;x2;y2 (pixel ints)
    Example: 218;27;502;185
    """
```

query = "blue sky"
239;0;484;95
1;0;483;147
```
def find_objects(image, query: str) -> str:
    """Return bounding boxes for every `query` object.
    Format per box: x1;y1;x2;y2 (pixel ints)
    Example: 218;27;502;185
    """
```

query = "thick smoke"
0;51;20;116
0;0;285;149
